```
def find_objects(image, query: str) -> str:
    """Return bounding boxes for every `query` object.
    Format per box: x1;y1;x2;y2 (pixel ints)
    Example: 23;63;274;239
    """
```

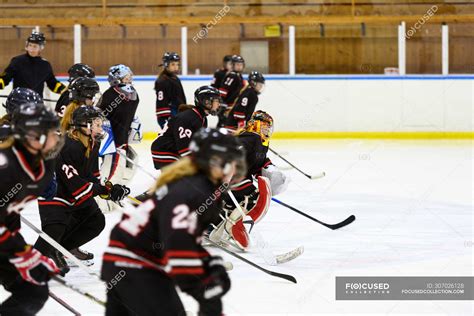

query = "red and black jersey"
223;85;259;132
218;71;244;106
0;143;55;257
99;86;139;148
211;68;228;90
150;107;207;167
39;136;106;209
103;173;223;290
0;53;66;97
154;71;186;121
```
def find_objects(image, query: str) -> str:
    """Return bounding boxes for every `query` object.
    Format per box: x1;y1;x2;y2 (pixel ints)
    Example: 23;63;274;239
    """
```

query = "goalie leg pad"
247;176;272;224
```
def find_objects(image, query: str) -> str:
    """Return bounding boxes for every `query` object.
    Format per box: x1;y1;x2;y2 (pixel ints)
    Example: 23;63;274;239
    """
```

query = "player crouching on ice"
0;102;61;315
34;106;130;273
102;128;246;316
210;111;290;250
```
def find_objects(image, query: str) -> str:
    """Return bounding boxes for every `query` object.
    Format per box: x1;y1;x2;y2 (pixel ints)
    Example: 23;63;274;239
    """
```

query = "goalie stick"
204;237;296;284
269;147;325;180
226;191;304;265
272;197;356;230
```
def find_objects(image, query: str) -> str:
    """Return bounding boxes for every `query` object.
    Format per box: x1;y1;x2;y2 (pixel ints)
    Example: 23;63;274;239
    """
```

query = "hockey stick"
116;150;157;180
204;237;296;284
20;215;102;279
52;276;105;307
268;147;325;180
271;197;356;230
49;291;81;315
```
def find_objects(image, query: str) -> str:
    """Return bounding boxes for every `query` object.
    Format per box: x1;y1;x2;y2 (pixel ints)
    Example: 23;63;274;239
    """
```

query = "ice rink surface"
2;139;472;316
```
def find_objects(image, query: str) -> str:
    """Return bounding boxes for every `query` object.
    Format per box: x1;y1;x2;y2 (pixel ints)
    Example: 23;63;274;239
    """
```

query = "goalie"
97;64;141;212
210;111;290;250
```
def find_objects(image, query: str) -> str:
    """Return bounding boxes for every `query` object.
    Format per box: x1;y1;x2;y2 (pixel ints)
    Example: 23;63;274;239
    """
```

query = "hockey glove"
108;182;131;202
262;165;290;196
201;256;231;300
9;246;60;286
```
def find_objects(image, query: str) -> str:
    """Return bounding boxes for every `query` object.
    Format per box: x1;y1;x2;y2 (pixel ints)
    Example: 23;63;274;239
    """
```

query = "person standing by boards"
0;30;66;97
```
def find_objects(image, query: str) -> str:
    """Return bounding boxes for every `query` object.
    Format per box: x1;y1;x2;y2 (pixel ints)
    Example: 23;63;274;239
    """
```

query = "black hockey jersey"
218;71;244;106
151;107;207;165
238;131;272;179
38;136;105;209
0;143;55;257
154;71;186;121
0;53;66;97
211;68;228;90
99;86;139;147
102;173;222;291
223;85;259;131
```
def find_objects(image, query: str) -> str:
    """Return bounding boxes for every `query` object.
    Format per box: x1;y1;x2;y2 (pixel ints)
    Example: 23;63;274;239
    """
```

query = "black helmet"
231;55;245;64
4;87;43;115
248;71;265;85
162;52;180;68
194;86;221;115
11;102;59;142
223;55;233;63
189;127;246;178
69;77;100;103
68;63;95;83
27;30;46;46
71;106;103;129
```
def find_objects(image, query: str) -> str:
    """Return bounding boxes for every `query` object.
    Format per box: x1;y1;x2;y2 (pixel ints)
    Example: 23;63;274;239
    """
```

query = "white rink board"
23;74;473;134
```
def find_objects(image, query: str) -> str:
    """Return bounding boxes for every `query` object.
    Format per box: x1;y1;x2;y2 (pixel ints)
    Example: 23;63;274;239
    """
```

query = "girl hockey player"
35;106;130;271
151;85;221;170
222;71;265;132
155;52;187;129
102;127;246;316
0;101;61;315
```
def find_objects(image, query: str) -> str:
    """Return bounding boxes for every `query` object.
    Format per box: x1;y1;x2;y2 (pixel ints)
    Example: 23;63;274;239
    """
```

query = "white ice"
1;139;473;316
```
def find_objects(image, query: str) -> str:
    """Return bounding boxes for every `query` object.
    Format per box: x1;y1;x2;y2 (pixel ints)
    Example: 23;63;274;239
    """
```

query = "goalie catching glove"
262;164;290;196
99;181;131;202
9;246;60;286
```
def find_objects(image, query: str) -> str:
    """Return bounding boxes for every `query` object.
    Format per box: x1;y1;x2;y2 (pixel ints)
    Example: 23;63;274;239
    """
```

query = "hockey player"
60;77;100;133
217;55;246;127
55;63;96;118
222;71;265;132
97;64;140;212
1;87;43;123
155;52;187;129
102;127;245;316
0;102;62;315
210;111;290;250
0;30;66;97
211;55;232;90
151;85;221;170
35;106;130;271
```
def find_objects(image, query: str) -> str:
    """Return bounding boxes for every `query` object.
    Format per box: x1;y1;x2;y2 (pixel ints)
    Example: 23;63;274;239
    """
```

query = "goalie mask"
246;110;274;143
